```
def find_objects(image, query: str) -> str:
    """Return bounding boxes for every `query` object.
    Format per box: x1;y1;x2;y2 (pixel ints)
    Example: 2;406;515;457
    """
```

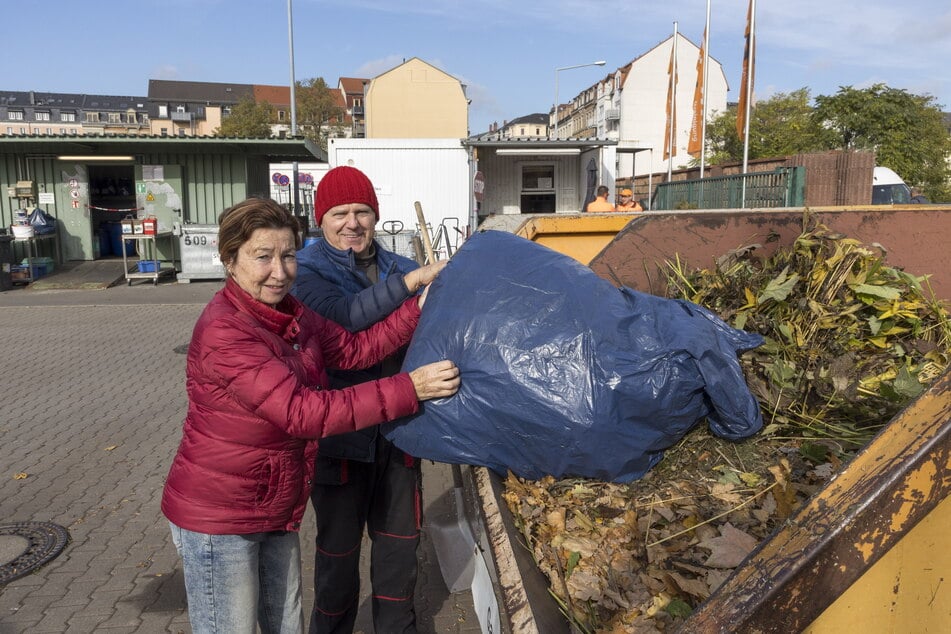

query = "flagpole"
740;0;756;206
700;0;711;179
666;22;678;181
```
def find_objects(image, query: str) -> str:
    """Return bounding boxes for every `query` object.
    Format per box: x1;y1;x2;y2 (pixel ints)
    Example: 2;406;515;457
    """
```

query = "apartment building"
146;79;255;136
364;58;468;138
0;91;149;136
254;84;293;137
484;113;550;140
338;77;368;138
555;33;728;176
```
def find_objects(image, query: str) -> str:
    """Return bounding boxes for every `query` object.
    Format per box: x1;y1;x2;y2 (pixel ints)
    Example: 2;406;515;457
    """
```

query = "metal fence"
376;229;420;261
653;167;806;210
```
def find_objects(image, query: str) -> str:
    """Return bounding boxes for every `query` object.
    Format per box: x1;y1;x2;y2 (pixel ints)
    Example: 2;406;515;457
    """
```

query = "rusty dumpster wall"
473;208;949;633
587;206;951;633
589;207;951;302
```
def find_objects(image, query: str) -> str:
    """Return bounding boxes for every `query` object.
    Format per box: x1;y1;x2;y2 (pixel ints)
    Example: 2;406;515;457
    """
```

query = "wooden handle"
414;201;436;264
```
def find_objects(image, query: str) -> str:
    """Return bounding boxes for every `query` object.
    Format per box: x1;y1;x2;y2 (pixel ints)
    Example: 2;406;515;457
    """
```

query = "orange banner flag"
736;0;755;142
688;27;706;157
663;43;678;161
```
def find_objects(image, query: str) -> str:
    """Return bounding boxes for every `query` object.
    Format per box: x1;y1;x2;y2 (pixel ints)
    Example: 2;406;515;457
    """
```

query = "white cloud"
151;65;181;80
355;55;408;78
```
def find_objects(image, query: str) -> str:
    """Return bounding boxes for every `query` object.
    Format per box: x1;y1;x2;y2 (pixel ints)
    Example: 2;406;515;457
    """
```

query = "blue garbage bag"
28;208;57;235
384;230;764;483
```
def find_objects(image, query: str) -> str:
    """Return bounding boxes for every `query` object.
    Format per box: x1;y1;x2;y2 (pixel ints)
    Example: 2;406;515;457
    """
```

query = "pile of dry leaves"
501;216;951;633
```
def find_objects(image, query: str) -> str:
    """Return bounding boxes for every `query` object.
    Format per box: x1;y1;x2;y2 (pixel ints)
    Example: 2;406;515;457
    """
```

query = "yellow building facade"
365;58;468;138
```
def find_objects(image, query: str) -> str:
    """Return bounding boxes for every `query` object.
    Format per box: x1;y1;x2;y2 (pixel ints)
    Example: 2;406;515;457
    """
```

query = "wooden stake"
414;201;436;263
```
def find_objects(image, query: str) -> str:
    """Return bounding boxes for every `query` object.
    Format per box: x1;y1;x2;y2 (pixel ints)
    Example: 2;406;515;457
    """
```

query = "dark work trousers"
308;437;422;634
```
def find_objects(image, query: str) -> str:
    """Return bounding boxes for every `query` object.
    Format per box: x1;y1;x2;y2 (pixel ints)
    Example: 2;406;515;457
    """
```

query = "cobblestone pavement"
0;282;482;633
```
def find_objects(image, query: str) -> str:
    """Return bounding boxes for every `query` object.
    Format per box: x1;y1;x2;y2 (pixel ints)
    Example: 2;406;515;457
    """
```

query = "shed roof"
0;134;325;161
464;136;617;148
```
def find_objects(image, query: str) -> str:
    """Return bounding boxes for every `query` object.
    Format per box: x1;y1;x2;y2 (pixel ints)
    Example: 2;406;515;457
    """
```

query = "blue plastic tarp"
384;230;764;482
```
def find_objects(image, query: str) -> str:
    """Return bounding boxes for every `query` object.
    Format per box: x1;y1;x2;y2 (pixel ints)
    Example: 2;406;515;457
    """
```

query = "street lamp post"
552;60;606;139
287;0;300;219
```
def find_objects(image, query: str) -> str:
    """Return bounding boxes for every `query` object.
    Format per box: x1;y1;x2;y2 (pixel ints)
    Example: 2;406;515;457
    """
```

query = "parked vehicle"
871;166;911;204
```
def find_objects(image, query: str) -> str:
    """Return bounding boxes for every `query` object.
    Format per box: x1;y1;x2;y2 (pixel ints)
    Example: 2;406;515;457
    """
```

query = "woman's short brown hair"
217;198;301;268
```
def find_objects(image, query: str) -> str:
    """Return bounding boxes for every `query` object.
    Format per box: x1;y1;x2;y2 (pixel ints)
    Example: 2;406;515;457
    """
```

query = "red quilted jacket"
161;278;420;534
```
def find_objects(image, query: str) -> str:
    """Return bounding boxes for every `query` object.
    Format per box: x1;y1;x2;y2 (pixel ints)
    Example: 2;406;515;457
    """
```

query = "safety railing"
653;166;806;210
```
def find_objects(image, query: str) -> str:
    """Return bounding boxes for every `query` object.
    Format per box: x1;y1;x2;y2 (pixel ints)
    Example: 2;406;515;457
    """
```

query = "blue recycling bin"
98;224;112;257
107;222;134;257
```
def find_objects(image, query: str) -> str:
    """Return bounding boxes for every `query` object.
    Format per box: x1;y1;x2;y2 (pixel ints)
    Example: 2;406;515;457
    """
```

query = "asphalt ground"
0;274;482;633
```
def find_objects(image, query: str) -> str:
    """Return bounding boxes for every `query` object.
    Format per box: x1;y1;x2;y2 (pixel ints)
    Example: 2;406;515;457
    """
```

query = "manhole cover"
0;522;69;585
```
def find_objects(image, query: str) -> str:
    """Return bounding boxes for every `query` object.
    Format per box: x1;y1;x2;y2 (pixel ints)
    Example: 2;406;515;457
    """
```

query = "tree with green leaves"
295;77;346;150
812;84;951;199
704;88;831;165
214;96;275;137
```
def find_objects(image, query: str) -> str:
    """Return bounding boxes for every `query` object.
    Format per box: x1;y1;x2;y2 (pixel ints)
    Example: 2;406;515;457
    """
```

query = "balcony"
351;105;364;116
171;111;194;122
605;108;620;121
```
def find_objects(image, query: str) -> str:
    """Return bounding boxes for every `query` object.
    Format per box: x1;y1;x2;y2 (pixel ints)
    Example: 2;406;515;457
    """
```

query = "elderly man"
292;166;446;634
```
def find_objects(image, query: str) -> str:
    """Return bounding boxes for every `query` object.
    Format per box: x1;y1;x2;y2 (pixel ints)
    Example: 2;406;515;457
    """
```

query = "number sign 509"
183;234;210;246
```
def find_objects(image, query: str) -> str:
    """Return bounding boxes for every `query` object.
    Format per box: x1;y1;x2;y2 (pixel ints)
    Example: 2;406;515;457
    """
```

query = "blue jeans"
169;522;303;634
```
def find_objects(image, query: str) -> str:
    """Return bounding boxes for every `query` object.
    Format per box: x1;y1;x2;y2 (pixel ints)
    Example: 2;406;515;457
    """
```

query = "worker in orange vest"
616;188;643;211
586;185;615;212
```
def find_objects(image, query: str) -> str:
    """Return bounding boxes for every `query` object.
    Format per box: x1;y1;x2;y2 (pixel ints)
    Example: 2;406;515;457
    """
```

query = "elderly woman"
161;198;459;634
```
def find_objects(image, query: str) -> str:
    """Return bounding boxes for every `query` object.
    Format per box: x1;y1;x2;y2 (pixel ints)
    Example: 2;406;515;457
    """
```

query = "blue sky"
5;0;949;135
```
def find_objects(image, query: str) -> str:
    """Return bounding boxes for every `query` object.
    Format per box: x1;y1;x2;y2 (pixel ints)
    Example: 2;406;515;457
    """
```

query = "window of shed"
522;165;554;190
520;164;556;213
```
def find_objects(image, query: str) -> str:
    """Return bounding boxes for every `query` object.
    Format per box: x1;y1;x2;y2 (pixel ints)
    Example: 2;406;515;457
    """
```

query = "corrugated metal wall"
789;151;874;206
328;139;469;232
1;153;258;230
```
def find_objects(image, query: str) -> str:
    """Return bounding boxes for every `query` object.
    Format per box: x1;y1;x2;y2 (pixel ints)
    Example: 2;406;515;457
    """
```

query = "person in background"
586;185;615;212
161;197;459;634
909;187;930;203
292;166;447;634
615;188;644;211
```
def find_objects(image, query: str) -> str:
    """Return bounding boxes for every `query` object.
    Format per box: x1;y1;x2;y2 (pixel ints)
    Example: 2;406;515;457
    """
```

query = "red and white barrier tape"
86;205;144;213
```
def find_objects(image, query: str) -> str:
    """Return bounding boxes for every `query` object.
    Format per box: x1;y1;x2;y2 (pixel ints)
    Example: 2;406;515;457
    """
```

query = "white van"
872;166;911;204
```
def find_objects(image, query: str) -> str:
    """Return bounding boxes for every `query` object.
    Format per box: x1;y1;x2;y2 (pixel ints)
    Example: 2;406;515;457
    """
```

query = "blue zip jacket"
292;237;420;461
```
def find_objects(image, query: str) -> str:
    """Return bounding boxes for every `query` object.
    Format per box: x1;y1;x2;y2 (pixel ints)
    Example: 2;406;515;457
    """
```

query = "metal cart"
120;232;177;285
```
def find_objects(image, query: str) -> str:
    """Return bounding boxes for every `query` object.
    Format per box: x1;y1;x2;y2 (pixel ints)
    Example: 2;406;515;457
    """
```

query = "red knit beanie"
313;166;379;226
